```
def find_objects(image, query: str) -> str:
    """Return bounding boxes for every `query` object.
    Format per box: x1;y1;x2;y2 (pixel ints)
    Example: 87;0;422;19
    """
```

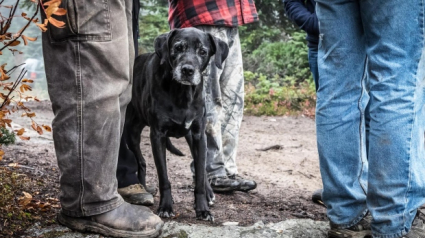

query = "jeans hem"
60;196;124;217
372;231;407;238
331;209;369;229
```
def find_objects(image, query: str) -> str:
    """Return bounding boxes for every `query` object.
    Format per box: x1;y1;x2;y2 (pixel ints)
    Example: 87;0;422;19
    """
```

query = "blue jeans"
315;1;425;237
308;47;319;92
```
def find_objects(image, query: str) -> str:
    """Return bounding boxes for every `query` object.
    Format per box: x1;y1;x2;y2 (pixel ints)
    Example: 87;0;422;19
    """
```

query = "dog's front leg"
150;129;174;218
191;127;214;221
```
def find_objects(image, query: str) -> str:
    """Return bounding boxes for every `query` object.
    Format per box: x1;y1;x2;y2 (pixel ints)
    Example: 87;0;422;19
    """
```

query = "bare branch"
0;1;39;52
0;68;27;109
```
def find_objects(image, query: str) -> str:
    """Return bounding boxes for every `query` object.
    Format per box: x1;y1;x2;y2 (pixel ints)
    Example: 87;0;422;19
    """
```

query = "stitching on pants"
75;41;85;216
357;57;368;195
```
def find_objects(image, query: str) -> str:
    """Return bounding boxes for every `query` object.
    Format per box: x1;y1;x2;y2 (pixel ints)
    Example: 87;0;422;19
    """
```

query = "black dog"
120;28;229;221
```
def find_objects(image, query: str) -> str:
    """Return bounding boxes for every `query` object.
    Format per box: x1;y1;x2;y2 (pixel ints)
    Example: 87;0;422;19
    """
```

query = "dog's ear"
154;30;178;66
208;34;229;69
154;33;168;65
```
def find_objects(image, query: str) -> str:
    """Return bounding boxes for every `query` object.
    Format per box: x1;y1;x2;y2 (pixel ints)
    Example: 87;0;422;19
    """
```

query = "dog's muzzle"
173;64;201;85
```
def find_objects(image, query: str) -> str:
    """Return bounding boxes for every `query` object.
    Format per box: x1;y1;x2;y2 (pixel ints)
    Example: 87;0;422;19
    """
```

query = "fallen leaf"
18;192;33;207
0;149;4;161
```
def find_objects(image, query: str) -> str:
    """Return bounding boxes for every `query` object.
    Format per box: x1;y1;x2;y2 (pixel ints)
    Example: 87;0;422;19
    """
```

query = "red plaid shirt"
168;0;259;29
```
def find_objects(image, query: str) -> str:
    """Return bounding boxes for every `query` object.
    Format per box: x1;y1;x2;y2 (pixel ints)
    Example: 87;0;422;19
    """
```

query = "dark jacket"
284;0;319;48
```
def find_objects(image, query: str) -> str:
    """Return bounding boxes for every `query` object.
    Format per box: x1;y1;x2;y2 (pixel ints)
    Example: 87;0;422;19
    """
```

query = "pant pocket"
48;0;112;43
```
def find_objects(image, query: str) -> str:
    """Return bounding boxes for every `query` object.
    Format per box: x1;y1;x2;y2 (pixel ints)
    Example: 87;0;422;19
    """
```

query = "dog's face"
155;28;229;86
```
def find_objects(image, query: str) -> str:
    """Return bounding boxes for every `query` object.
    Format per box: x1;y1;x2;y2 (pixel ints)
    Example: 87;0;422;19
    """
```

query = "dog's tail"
166;138;185;156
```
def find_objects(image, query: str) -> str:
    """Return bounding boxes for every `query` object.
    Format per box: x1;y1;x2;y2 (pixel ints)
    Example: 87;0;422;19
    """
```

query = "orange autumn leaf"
45;1;60;18
48;17;66;28
36;23;47;32
22;112;36;118
21;35;37;46
54;8;67;16
0;150;4;161
31;121;37;131
16;128;25;136
20;84;32;92
19;136;30;141
5;40;20;46
36;125;43;135
36;20;49;32
22;79;34;83
42;125;52;132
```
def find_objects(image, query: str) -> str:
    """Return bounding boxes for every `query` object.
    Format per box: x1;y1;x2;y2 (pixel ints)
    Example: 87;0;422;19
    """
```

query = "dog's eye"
175;45;183;52
199;49;207;56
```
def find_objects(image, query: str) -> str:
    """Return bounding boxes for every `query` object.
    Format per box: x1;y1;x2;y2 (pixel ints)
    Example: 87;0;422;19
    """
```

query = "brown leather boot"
57;202;163;238
118;184;154;206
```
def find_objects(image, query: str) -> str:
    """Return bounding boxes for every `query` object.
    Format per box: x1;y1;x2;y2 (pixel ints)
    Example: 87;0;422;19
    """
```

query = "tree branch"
0;0;39;52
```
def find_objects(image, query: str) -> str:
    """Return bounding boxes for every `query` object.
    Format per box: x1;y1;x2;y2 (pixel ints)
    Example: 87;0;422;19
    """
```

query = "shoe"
57;202;163;238
209;176;241;192
228;174;257;192
118;184;154;206
312;188;326;207
403;209;425;238
328;213;372;238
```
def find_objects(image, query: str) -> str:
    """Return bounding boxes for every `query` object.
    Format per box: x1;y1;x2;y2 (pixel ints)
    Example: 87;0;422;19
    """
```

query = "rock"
222;222;239;226
23;219;328;238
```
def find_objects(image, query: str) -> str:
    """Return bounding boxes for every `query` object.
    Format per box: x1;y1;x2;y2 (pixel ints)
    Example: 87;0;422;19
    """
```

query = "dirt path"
1;101;327;236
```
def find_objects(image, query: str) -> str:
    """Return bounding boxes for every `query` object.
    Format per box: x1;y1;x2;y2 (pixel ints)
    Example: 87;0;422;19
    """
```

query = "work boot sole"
238;184;257;192
328;229;371;238
122;195;154;206
211;186;239;193
57;213;163;238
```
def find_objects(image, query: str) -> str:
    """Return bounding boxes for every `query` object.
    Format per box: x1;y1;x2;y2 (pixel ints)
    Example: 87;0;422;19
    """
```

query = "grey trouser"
191;26;244;178
42;0;133;217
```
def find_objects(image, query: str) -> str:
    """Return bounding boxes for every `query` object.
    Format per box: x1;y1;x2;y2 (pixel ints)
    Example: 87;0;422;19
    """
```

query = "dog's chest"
156;107;201;138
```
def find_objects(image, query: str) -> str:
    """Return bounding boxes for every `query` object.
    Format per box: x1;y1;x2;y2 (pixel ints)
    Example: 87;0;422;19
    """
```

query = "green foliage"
244;71;316;116
0;127;16;146
239;23;285;54
138;2;169;54
243;31;311;85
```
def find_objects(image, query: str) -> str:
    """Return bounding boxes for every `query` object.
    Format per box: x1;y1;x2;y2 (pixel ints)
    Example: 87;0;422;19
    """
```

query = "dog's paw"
206;181;215;206
157;207;175;218
196;210;214;222
207;194;215;206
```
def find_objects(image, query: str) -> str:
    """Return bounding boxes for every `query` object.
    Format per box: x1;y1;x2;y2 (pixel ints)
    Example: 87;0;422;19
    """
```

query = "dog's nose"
181;65;194;76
